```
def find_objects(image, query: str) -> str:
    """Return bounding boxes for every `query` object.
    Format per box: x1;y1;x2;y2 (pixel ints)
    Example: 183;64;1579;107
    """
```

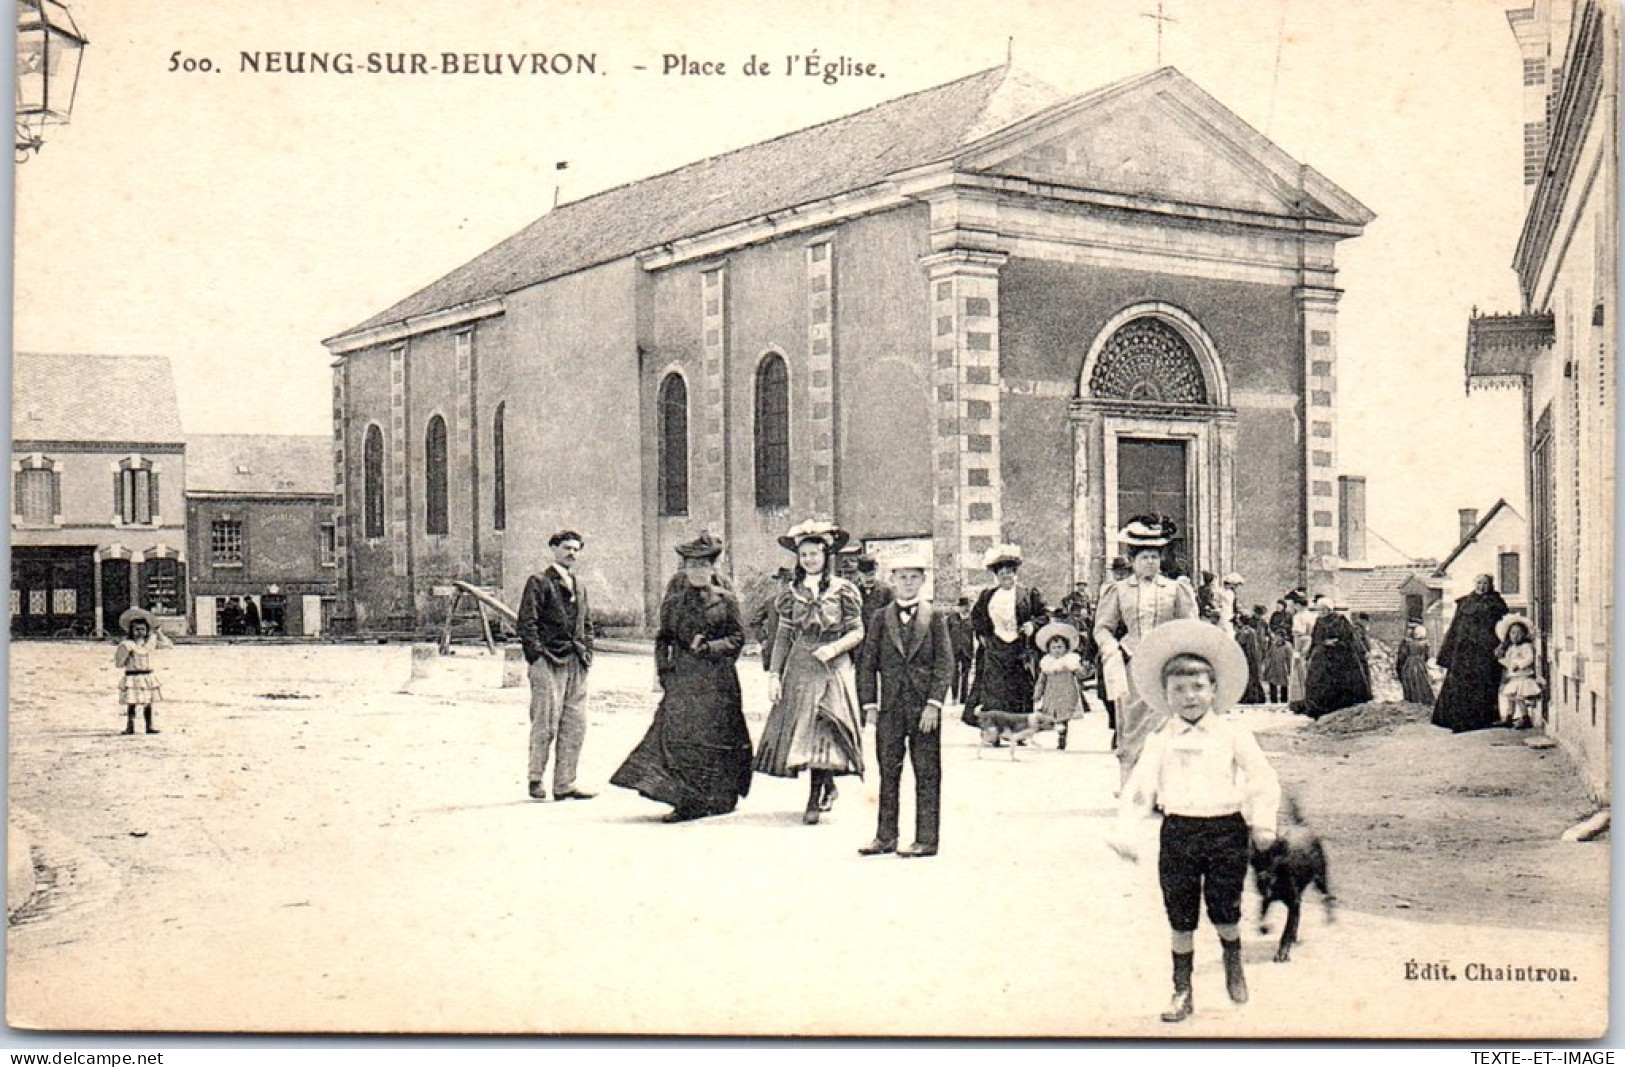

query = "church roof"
332;64;1373;345
12;353;184;445
186;434;335;496
336;65;1068;339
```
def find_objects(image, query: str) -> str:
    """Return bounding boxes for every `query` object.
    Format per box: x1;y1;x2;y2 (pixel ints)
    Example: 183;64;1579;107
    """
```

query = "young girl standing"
1031;621;1091;750
1494;614;1543;730
115;608;172;735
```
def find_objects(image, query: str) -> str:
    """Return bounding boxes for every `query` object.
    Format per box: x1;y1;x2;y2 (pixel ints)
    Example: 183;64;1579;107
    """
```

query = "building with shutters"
11;353;188;637
1464;0;1613;800
324;65;1373;631
185;435;339;637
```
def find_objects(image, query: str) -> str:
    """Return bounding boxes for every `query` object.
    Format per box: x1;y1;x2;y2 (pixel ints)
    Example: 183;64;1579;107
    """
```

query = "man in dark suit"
516;530;595;802
855;554;953;859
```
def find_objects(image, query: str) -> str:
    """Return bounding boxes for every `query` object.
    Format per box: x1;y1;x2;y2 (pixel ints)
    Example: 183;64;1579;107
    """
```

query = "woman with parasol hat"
753;520;866;824
611;533;754;822
114;607;173;736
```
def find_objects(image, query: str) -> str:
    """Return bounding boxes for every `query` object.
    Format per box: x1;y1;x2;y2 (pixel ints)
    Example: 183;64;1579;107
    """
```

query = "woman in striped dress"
753;520;866;824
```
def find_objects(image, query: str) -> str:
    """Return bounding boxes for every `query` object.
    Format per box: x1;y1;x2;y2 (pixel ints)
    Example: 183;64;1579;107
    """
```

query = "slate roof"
186;434;334;496
1339;564;1438;614
337;65;1071;338
13;353;184;445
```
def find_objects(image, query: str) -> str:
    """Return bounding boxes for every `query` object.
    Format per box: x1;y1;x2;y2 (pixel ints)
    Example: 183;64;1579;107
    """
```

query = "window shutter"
149;470;161;521
50;471;60;519
114;470;123;521
12;470;21;516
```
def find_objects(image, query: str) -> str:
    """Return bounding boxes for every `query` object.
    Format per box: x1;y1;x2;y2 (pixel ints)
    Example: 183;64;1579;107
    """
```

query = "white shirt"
1119;712;1281;831
550;563;575;595
988;587;1019;643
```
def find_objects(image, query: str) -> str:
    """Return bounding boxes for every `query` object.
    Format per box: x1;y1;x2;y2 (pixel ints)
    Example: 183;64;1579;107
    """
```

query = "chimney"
1458;508;1479;545
1338;476;1367;562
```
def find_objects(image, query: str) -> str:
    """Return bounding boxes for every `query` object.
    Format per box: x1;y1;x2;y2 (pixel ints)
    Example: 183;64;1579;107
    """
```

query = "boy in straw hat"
1093;518;1197;780
1110;618;1281;1023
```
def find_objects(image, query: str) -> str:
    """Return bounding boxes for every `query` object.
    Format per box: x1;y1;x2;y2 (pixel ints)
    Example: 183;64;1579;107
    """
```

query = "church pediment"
956;69;1373;229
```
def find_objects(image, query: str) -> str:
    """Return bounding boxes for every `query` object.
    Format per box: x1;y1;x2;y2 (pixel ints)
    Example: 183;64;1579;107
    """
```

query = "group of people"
1429;574;1544;733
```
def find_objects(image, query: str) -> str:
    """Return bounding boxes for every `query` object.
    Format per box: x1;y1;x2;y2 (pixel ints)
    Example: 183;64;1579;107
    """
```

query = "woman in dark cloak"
611;533;753;822
1235;614;1268;705
1303;599;1372;718
1431;575;1510;733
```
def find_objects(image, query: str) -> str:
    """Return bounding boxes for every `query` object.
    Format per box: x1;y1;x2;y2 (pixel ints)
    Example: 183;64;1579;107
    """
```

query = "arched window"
425;416;449;536
754;354;790;508
363;425;385;539
657;373;689;516
1088;317;1209;404
492;403;507;532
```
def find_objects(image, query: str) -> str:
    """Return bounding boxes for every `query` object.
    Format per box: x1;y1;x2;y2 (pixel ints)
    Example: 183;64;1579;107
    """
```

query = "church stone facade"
324;65;1372;630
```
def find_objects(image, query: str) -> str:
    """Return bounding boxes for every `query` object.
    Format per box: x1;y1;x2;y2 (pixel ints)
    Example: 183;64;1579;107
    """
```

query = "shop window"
143;558;181;616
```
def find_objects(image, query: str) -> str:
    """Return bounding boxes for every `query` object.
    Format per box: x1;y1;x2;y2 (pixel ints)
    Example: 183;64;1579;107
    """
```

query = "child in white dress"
1031;621;1092;750
115;608;173;735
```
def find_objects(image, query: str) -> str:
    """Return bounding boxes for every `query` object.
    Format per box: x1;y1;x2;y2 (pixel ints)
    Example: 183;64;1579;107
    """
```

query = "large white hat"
777;519;850;553
1495;613;1535;643
1222;572;1245;586
1130;619;1249;716
1118;518;1174;550
982;543;1023;570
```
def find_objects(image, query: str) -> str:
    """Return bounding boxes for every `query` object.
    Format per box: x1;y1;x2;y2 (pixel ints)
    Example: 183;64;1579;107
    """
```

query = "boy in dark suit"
855;554;954;858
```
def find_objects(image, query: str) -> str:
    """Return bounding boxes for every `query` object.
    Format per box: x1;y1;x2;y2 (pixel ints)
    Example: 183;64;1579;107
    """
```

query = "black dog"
1251;793;1335;962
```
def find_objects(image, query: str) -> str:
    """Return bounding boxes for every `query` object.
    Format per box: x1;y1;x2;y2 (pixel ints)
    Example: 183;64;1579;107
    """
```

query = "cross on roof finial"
1142;1;1177;67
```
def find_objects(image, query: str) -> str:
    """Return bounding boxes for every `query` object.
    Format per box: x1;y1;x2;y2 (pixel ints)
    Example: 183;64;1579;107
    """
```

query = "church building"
324;65;1372;630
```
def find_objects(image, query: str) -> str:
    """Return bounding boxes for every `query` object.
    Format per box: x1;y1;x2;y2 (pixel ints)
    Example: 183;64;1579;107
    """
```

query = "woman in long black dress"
611;533;753;822
967;544;1047;741
1431;575;1510;733
1303;599;1371;719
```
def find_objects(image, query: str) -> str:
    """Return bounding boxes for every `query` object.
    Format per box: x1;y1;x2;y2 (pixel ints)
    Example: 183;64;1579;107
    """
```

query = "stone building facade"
1467;0;1613;799
325;66;1372;632
10;353;189;637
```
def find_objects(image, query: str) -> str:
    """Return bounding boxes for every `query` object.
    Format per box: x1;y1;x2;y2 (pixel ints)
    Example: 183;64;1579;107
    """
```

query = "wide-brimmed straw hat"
1495;613;1535;642
982;543;1024;570
777;519;850;554
1130;619;1249;716
1034;620;1079;654
1223;572;1245;586
674;532;725;561
1118;518;1173;551
118;607;159;634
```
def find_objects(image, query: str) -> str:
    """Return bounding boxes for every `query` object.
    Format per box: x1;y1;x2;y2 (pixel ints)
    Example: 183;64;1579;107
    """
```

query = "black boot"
122;708;136;736
818;772;838;812
143;707;160;735
1221;938;1248;1004
1162;951;1194;1022
803;775;822;825
1057;724;1068;751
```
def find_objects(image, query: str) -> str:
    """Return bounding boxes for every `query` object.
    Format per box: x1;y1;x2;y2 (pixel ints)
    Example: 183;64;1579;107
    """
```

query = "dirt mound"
1309;699;1431;735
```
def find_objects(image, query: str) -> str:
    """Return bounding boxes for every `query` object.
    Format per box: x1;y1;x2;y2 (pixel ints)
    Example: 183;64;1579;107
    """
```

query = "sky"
11;0;1534;561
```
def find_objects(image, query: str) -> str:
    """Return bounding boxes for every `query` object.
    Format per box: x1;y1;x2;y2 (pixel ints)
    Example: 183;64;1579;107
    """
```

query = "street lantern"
15;0;87;162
